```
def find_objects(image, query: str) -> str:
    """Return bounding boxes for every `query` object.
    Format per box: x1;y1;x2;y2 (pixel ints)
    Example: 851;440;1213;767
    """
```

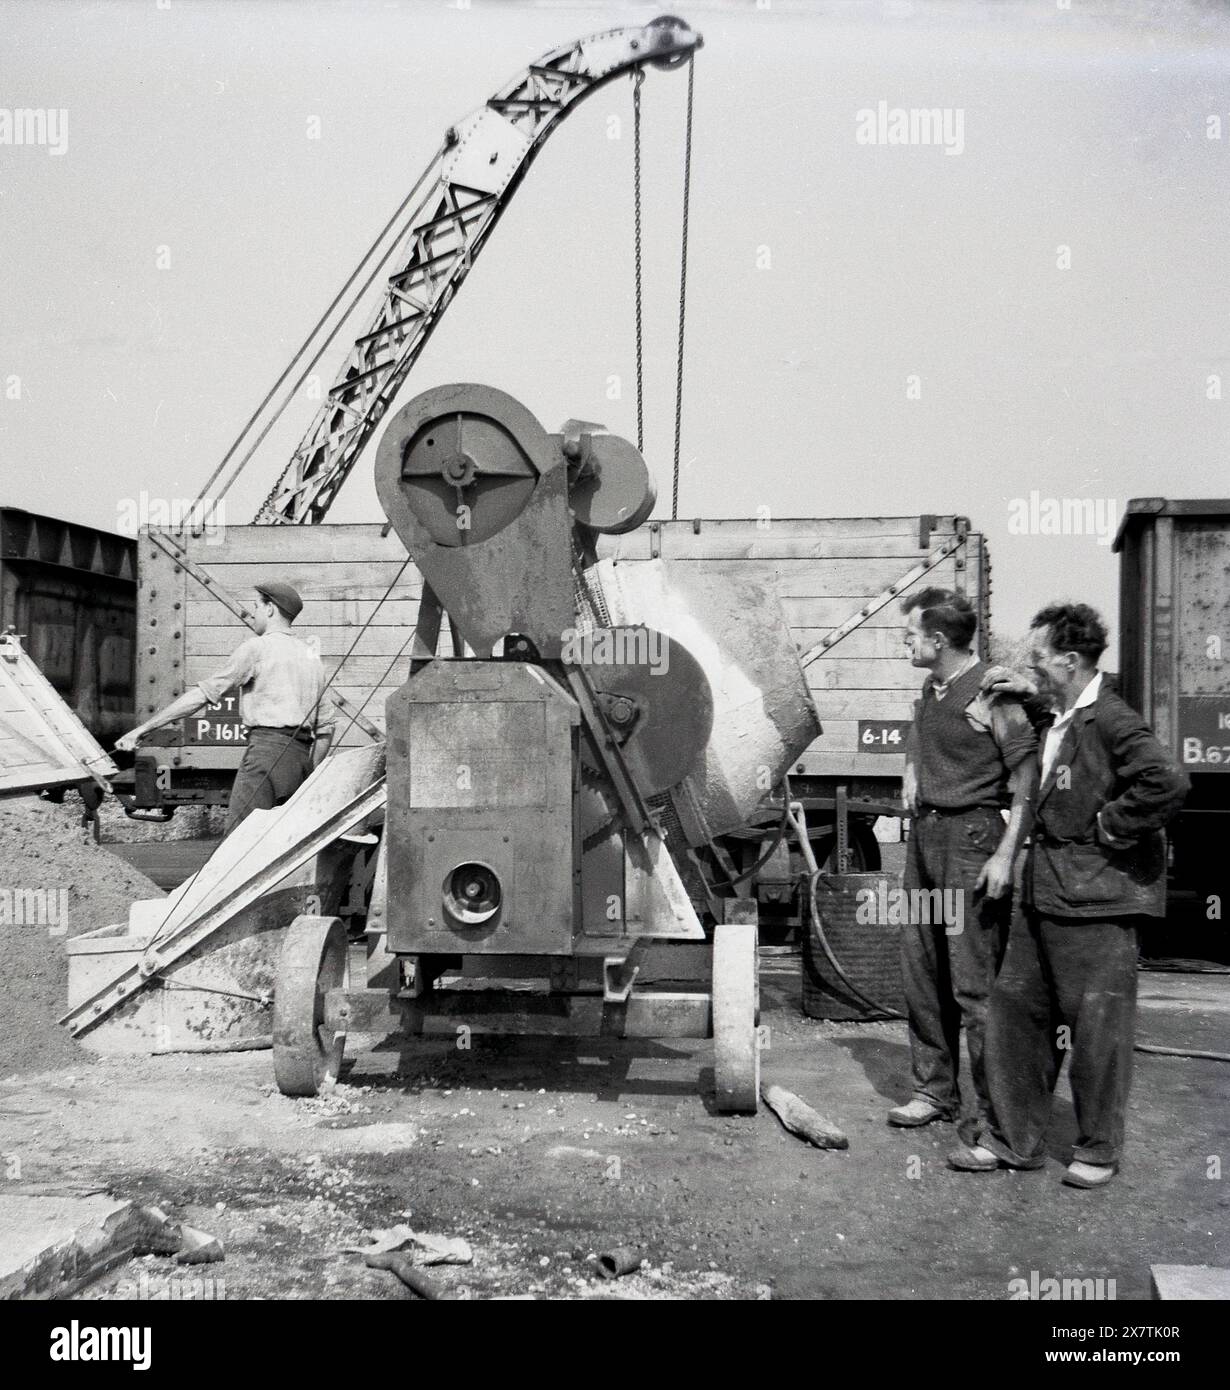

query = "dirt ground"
1;954;1226;1301
2;799;1226;1300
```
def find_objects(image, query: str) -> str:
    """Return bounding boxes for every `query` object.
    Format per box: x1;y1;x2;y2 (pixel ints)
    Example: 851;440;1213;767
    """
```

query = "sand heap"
0;795;163;1077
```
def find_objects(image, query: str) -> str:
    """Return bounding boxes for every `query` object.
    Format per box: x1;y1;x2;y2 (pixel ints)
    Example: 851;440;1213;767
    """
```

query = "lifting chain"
632;69;645;455
633;56;694;517
672;58;694;522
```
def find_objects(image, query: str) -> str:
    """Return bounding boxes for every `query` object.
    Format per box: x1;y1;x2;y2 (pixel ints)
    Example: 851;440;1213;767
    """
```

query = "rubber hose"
805;870;905;1022
710;789;792;890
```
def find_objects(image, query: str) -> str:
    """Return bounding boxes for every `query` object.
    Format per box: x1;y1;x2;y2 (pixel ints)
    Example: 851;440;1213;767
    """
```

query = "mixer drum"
591;557;821;844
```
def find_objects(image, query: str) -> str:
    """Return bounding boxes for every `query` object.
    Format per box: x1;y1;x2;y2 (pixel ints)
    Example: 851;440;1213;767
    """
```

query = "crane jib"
226;17;702;527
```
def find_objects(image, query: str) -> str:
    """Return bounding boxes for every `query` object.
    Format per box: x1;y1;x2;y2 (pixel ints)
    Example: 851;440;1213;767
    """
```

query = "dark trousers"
901;807;1010;1143
225;730;313;835
981;912;1141;1168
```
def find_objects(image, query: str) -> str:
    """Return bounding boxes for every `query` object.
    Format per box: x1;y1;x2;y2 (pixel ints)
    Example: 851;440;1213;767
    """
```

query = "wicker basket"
802;871;906;1022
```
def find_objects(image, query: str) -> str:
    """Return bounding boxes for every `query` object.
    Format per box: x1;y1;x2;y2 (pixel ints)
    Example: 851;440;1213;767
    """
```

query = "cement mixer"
271;384;820;1112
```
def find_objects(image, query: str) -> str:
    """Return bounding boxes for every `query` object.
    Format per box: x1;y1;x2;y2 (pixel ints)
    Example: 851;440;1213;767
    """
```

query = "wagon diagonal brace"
59;778;388;1038
144;527;382;741
797;534;965;668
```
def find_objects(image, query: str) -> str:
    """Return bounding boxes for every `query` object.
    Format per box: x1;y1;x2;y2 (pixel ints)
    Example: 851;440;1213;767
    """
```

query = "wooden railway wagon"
0;508;137;748
603;516;991;930
131;514;989;927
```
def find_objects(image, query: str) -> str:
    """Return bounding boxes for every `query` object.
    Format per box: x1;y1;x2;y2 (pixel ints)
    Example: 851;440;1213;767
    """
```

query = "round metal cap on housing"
443;861;503;926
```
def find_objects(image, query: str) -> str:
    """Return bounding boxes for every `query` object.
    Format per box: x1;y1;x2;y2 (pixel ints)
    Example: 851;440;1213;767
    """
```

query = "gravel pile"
0;794;163;1077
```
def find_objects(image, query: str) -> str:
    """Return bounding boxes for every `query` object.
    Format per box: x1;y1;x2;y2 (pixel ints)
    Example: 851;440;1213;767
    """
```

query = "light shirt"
1041;670;1102;784
929;652;978;702
197;632;336;735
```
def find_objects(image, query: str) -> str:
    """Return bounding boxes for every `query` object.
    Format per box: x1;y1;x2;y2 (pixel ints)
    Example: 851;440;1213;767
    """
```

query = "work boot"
947;1142;1000;1172
1062;1160;1117;1189
887;1098;947;1128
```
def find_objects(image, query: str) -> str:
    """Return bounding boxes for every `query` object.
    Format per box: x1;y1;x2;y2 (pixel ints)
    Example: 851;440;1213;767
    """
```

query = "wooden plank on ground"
1150;1265;1230;1300
761;1083;849;1149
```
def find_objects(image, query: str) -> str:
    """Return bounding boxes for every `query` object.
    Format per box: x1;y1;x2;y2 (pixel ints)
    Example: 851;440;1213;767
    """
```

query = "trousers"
980;911;1141;1168
224;729;313;835
901;806;1011;1142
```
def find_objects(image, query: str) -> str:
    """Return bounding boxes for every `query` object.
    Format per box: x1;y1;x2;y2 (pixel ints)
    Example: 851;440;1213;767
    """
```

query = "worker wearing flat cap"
115;580;336;834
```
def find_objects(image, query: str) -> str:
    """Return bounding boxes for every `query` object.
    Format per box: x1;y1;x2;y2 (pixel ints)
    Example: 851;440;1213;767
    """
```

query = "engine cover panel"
385;661;579;955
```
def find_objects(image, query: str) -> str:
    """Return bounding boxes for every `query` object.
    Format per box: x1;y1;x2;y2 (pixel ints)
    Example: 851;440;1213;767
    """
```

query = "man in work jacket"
950;602;1189;1188
890;588;1040;1144
115;579;336;834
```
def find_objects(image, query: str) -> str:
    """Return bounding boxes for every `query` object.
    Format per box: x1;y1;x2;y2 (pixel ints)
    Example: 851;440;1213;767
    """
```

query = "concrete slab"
1138;977;1230;1016
0;1195;150;1299
1151;1265;1230;1300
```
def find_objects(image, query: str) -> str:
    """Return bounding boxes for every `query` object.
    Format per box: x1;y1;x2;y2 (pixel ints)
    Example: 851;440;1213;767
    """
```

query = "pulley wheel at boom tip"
646;14;703;68
575;628;714;795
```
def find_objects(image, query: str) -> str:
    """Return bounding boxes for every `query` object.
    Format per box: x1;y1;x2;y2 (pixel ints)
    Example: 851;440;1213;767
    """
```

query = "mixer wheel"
712;920;760;1114
273;915;349;1097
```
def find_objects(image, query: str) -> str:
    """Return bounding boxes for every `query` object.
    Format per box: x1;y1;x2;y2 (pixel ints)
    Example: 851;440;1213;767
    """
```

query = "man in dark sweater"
890;588;1040;1142
950;603;1188;1187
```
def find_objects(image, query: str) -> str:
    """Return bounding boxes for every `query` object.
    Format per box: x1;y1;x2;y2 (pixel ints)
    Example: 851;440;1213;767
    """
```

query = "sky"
2;0;1228;649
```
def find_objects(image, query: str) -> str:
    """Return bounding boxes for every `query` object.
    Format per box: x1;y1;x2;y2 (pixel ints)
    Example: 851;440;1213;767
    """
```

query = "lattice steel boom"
254;15;700;525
